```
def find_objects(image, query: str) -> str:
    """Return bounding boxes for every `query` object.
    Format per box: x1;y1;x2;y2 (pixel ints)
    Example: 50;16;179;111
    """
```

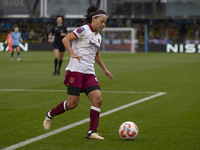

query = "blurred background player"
9;27;23;62
43;5;113;140
48;15;68;76
5;31;13;54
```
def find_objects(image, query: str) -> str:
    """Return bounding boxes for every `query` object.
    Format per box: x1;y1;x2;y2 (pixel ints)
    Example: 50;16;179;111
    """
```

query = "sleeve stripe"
72;32;79;39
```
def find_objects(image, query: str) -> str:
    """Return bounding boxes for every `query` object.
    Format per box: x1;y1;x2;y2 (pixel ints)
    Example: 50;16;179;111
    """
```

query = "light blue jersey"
9;32;22;46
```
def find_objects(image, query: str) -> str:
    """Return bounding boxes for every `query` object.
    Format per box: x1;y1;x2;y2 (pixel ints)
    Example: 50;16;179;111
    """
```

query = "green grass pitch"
0;51;200;150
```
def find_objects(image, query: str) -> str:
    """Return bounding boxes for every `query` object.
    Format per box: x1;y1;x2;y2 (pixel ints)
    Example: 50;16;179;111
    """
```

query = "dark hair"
84;4;106;24
14;26;18;30
56;15;64;21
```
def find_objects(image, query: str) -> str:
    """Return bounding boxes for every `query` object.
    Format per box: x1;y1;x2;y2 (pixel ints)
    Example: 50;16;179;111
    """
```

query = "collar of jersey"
88;24;95;32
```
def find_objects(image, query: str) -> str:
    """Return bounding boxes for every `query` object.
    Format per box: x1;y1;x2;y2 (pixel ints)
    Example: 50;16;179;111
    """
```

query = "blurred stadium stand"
0;0;200;52
1;18;199;45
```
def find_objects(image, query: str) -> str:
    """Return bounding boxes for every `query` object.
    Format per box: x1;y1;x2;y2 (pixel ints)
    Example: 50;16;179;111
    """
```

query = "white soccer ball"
119;121;139;140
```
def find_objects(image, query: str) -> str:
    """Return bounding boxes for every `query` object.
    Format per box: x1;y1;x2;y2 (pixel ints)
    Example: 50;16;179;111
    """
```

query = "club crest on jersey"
70;77;75;84
76;27;85;34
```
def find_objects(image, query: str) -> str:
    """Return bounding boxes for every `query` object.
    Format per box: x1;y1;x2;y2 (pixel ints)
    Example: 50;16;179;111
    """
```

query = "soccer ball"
119;121;139;140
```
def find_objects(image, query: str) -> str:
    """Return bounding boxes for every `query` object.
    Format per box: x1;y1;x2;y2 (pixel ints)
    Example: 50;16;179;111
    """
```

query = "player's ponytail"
84;4;107;24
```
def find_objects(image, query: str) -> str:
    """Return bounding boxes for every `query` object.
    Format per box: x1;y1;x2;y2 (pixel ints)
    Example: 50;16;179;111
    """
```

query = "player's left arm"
95;51;114;80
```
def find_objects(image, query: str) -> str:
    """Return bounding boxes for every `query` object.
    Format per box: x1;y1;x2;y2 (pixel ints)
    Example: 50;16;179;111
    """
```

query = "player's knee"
67;103;78;110
67;100;79;110
94;96;103;107
98;97;103;105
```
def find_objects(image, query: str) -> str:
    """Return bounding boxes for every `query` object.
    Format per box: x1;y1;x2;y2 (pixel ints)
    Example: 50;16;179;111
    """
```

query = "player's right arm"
62;33;82;62
48;32;53;43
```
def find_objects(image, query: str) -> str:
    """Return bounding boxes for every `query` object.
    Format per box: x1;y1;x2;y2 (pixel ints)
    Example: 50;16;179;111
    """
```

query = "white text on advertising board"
167;44;200;53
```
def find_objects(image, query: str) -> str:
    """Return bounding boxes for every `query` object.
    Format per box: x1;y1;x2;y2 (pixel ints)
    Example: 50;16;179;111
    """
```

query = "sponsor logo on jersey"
76;27;85;34
89;40;100;49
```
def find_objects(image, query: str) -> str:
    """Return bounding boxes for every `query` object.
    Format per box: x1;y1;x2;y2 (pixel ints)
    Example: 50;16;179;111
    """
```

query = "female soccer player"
9;27;23;62
48;16;68;76
43;5;113;140
5;31;13;54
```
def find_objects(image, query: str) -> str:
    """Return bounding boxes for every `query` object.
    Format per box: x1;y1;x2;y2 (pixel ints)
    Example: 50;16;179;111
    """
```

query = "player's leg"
43;87;81;131
57;43;65;75
10;51;14;62
49;94;80;117
57;51;64;75
87;89;102;130
9;42;13;62
16;46;21;61
83;74;104;139
85;82;104;140
8;43;13;54
9;46;13;54
10;46;15;62
43;71;83;131
86;89;104;140
53;49;59;75
47;95;80;117
84;75;102;134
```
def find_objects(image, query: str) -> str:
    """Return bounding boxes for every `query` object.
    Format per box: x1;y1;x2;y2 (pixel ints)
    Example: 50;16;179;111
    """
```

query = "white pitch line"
100;92;166;117
0;89;161;94
1;92;166;150
102;91;159;94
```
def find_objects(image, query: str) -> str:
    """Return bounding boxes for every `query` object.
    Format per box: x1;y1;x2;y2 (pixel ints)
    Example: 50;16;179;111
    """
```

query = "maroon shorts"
64;70;100;95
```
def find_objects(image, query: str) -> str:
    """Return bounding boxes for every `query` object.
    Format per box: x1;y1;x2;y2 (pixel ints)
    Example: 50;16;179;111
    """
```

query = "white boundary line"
1;91;167;150
0;89;161;94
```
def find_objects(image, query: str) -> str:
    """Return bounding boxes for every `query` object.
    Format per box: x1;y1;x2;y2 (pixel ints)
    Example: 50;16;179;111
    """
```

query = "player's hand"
104;70;114;80
48;38;52;43
71;53;82;62
61;33;66;36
